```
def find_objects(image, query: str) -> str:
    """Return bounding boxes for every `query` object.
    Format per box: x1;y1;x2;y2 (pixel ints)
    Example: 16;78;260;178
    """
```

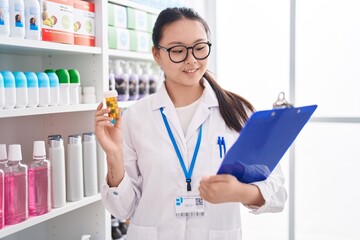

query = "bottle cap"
0;144;7;160
68;134;81;144
104;90;118;98
36;72;50;88
0;72;4;88
1;71;15;88
33;141;46;159
48;135;64;147
68;69;80;84
8;144;22;161
25;72;38;88
13;72;27;88
44;69;56;73
83;132;96;142
55;69;70;84
47;72;60;88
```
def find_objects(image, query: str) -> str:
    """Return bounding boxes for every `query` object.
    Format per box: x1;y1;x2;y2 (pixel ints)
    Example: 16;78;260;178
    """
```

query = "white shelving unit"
0;0;157;239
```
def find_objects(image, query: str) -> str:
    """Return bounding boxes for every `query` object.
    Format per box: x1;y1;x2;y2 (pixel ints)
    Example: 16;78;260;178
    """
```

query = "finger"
95;115;113;123
113;107;122;128
95;108;110;117
96;102;103;111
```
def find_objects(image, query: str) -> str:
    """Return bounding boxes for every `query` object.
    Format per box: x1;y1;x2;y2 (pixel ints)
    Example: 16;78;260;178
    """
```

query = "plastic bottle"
36;71;50;107
4;144;28;225
9;0;25;38
0;144;6;230
109;60;115;91
82;132;98;197
0;0;10;37
68;69;80;105
67;134;84;202
24;0;40;40
82;86;96;104
13;71;28;108
149;63;160;95
48;135;66;208
0;72;4;109
25;71;39;108
55;69;70;106
104;90;119;124
1;71;16;109
114;60;129;101
47;72;60;106
128;62;139;101
138;62;149;99
28;141;51;216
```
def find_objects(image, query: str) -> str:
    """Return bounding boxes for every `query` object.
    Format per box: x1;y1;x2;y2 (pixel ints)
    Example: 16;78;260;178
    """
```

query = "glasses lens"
169;46;188;63
193;42;210;60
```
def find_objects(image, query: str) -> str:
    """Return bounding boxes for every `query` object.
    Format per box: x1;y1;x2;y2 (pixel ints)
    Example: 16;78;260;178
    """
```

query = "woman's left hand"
198;174;243;204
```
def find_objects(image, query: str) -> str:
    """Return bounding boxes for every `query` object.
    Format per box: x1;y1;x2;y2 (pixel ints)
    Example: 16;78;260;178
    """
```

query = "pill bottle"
104;90;119;124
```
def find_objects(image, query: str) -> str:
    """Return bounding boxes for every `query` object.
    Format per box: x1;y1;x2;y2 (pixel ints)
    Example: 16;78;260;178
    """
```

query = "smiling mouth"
183;69;197;73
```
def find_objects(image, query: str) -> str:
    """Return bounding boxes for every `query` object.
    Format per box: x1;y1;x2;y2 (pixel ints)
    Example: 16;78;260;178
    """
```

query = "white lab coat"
101;79;287;240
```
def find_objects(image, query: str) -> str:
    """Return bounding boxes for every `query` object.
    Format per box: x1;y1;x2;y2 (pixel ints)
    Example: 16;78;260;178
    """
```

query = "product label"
0;5;9;26
29;7;39;31
14;3;24;28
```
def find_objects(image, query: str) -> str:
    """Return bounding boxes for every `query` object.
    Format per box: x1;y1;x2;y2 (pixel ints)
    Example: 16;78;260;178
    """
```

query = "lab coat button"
113;191;119;195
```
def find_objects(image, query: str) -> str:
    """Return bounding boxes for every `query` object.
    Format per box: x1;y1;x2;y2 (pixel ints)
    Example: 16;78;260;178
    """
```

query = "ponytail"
203;71;255;132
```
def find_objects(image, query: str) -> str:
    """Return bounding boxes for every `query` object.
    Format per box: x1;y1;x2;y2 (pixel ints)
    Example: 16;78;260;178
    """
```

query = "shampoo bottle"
82;132;98;197
9;0;25;38
114;60;129;101
4;144;28;225
0;0;10;37
24;0;40;40
138;62;149;99
48;135;66;208
128;62;139;101
28;141;51;216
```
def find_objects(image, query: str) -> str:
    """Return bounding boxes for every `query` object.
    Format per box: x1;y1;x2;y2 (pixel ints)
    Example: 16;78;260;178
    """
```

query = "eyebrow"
166;39;208;46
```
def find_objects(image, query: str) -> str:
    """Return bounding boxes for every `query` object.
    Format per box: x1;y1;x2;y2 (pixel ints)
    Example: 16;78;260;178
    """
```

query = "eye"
170;47;185;54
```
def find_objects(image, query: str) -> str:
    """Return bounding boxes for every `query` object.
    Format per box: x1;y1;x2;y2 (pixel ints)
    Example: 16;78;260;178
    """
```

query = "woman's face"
153;19;209;88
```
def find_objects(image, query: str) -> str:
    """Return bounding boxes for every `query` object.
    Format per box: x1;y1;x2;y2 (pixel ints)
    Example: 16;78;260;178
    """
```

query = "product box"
108;26;130;50
73;0;95;46
108;3;127;28
130;30;150;52
127;7;147;32
147;13;157;33
41;0;74;45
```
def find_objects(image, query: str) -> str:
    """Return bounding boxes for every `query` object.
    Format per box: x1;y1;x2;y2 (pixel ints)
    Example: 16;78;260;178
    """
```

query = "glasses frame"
156;41;212;63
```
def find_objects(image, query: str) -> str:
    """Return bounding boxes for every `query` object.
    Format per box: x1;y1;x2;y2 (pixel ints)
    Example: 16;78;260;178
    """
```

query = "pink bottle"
28;141;51;216
4;144;28;225
0;144;5;229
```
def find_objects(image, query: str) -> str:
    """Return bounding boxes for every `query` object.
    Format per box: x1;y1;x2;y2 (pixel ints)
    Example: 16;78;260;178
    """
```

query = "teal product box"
108;3;127;28
127;7;148;32
108;26;130;50
147;13;157;33
130;30;150;52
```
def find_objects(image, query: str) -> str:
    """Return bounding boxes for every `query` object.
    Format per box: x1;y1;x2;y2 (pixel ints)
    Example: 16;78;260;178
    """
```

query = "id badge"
175;193;205;217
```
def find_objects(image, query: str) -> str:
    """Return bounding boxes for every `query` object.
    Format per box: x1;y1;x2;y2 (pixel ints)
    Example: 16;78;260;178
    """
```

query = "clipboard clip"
273;92;293;109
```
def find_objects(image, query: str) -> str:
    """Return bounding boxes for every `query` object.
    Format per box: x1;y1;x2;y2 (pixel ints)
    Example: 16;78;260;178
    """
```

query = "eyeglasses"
157;41;212;63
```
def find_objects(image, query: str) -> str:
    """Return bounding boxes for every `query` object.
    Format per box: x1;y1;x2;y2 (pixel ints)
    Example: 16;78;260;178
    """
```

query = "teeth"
184;69;196;73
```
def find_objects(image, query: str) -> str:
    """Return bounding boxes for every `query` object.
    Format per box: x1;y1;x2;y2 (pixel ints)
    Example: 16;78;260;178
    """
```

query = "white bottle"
13;71;28;108
24;0;40;40
138;62;149;99
82;132;98;197
82;86;96;104
48;135;66;208
0;0;10;37
36;72;50;107
109;60;115;91
114;60;129;101
25;72;39;108
0;72;4;109
1;71;16;109
9;0;25;38
47;72;60;106
66;134;84;202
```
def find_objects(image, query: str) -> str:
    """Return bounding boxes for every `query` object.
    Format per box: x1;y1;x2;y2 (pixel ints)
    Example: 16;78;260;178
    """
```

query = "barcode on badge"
195;197;203;206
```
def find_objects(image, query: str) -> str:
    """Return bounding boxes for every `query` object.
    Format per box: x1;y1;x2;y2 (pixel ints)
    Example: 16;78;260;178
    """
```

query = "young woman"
95;7;287;240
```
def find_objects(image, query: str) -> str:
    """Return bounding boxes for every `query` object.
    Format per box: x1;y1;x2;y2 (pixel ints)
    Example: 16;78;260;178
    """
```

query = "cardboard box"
73;0;95;46
127;7;147;32
147;13;157;33
41;0;74;44
108;26;130;50
108;3;127;28
130;30;150;52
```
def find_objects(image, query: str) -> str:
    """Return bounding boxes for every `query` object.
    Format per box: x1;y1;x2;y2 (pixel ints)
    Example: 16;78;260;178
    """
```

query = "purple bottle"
4;144;28;225
0;144;5;229
28;141;51;216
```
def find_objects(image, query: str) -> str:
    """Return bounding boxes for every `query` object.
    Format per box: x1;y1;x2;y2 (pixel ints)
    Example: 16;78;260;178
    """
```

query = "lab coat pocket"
127;223;157;240
209;227;242;240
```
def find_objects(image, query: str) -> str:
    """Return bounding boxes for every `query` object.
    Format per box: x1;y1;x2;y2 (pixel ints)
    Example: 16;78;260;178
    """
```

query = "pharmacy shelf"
0;37;101;56
109;0;160;14
108;49;154;61
310;117;360;124
0;101;137;119
0;194;101;239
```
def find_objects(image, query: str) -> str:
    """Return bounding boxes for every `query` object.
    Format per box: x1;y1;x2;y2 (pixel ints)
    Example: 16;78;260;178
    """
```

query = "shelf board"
0;37;101;56
108;49;154;61
109;0;160;14
0;194;101;238
310;117;360;123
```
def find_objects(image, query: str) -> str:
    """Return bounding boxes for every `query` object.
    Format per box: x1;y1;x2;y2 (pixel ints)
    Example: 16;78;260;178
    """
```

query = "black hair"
152;7;255;132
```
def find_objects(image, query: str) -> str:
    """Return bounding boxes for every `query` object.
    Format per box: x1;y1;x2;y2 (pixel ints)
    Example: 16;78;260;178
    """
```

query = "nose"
185;47;197;64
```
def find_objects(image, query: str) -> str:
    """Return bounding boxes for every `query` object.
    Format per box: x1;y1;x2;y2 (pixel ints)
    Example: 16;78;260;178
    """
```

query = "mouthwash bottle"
28;141;51;216
0;144;5;230
4;144;28;225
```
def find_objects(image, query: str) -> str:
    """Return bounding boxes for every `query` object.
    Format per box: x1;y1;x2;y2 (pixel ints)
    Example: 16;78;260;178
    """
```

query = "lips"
183;68;197;73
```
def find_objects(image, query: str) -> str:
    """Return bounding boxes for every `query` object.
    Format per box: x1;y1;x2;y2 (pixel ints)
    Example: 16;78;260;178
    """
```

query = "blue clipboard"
217;104;317;183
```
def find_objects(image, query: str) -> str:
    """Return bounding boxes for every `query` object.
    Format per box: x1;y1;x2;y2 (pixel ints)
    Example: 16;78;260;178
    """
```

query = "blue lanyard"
160;107;202;192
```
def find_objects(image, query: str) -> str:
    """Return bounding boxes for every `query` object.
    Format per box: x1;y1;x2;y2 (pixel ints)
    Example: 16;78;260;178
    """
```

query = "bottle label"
0;4;9;26
28;7;39;31
14;3;24;28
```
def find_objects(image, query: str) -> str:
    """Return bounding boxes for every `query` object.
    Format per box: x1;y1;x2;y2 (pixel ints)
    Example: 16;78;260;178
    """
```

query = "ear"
152;46;161;65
